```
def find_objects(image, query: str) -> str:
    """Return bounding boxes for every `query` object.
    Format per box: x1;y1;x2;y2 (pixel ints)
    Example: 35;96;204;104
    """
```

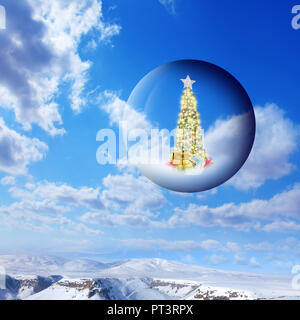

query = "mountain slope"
0;255;299;300
26;277;171;300
0;275;61;300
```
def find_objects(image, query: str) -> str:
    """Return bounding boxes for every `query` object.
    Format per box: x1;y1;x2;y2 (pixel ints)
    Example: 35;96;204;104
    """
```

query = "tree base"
168;152;213;170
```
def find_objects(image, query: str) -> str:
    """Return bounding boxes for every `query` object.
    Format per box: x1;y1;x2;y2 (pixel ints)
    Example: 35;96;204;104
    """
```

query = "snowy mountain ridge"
0;255;299;300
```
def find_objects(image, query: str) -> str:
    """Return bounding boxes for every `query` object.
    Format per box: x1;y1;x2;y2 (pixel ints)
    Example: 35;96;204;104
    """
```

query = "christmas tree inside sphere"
168;75;213;171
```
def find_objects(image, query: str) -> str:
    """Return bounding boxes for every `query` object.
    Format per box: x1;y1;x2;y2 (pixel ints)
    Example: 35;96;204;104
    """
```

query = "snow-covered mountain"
0;254;119;275
0;255;299;300
0;274;62;300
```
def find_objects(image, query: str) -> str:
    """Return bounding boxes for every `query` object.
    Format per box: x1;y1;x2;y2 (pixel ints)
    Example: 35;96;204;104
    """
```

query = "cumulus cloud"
229;104;299;190
81;177;300;232
1;199;69;216
9;181;104;210
0;117;48;175
80;173;167;227
168;184;300;232
101;173;166;215
6;173;166;232
1;181;104;236
0;200;101;236
0;176;15;185
263;221;300;233
0;0;120;135
168;203;255;231
3;179;104;235
99;91;152;133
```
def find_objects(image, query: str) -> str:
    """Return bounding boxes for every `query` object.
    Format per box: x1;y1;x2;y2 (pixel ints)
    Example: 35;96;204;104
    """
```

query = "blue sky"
0;0;300;275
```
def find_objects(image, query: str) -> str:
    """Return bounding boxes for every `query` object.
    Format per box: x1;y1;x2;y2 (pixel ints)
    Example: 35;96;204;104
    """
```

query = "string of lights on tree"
169;75;213;170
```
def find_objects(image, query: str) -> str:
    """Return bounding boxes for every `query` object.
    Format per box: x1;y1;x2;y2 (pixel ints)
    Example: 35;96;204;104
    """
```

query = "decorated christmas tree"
169;75;212;170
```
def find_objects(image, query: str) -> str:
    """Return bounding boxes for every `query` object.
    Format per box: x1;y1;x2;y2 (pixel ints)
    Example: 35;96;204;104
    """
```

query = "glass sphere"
126;60;255;193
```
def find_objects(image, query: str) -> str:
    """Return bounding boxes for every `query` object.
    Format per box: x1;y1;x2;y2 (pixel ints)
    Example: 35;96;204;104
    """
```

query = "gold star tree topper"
180;75;196;90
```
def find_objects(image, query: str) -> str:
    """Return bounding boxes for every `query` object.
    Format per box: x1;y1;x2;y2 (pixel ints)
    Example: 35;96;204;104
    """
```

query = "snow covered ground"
0;255;299;300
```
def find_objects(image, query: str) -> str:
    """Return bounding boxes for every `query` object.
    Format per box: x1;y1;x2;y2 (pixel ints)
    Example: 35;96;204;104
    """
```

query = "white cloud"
231;239;300;264
0;0;120;135
204;254;227;266
53;216;102;236
80;211;157;228
205;113;250;168
168;203;255;231
226;242;240;252
263;221;300;233
80;172;167;228
101;173;166;215
244;242;274;252
0;176;15;185
249;257;260;267
277;237;300;255
1;199;69;216
119;238;222;252
81;180;300;232
0;196;102;236
168;184;300;231
0;117;48;175
197;188;217;199
5;172;166;232
99;91;152;133
198;239;222;250
229;104;299;190
158;0;176;15
2;179;105;235
7;173;165;231
9;181;104;210
234;253;260;267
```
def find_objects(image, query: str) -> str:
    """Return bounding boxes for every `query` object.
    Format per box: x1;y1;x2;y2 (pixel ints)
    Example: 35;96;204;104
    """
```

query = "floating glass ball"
126;59;255;193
